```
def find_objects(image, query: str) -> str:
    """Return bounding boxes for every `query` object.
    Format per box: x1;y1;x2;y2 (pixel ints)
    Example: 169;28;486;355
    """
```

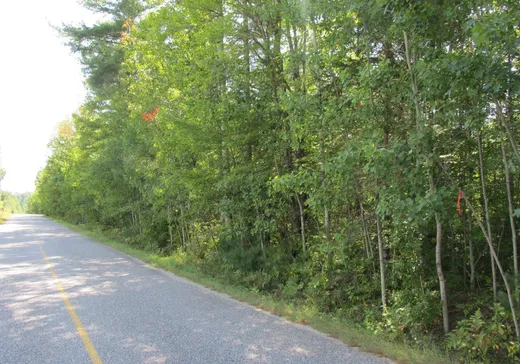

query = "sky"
0;1;101;193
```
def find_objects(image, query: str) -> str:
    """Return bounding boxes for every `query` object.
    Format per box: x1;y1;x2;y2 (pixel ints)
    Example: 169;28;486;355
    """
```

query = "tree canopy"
32;0;520;361
0;169;28;219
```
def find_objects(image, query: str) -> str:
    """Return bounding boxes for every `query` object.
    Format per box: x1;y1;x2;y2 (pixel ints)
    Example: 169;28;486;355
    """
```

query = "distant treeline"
1;191;29;216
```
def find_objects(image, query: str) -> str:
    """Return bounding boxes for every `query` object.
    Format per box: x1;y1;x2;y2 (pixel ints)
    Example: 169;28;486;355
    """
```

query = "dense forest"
0;169;27;220
30;0;520;361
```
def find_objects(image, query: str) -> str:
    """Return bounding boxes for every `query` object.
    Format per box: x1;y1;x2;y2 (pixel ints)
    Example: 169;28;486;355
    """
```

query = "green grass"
57;219;454;364
0;212;10;225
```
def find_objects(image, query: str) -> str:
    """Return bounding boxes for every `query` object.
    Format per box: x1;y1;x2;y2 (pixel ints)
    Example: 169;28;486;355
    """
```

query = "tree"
34;0;520;360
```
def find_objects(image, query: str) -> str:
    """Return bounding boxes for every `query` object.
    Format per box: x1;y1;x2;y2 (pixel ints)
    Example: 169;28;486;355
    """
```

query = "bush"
446;303;520;363
362;288;441;344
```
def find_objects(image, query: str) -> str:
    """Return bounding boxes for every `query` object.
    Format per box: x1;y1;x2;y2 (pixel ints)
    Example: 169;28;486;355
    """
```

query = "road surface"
0;215;392;363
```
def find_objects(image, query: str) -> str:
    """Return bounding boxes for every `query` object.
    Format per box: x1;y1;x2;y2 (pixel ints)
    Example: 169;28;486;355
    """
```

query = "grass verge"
0;212;10;225
57;219;453;364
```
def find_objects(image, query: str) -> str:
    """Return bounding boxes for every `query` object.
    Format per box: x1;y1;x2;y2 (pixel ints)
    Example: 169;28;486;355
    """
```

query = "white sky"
0;1;101;193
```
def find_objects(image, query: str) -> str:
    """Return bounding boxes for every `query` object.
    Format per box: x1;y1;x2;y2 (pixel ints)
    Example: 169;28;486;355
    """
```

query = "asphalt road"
0;215;393;364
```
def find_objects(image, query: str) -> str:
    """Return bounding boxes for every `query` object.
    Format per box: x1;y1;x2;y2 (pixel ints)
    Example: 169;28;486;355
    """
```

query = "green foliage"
447;304;520;363
0;190;26;220
34;0;520;361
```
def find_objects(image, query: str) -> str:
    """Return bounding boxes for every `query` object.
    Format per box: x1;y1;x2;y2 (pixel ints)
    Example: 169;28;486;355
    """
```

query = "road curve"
0;215;392;364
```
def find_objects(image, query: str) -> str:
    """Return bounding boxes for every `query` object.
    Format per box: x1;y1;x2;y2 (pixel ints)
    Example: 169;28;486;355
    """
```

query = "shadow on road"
0;215;390;364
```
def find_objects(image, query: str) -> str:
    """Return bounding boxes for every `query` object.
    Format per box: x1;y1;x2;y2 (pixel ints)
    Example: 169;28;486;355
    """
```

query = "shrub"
446;303;520;363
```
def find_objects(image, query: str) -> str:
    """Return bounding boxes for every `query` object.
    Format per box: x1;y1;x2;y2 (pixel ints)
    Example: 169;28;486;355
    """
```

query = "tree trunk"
376;213;386;309
324;206;330;239
468;211;476;291
167;204;174;249
435;211;449;333
478;134;497;301
242;13;253;163
359;201;370;259
296;193;306;254
180;205;187;251
430;170;449;334
404;30;448;333
496;103;520;163
465;136;476;292
463;193;520;338
502;143;518;291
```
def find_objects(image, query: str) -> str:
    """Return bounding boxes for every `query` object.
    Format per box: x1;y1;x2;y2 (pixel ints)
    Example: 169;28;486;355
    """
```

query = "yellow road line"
38;244;103;364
